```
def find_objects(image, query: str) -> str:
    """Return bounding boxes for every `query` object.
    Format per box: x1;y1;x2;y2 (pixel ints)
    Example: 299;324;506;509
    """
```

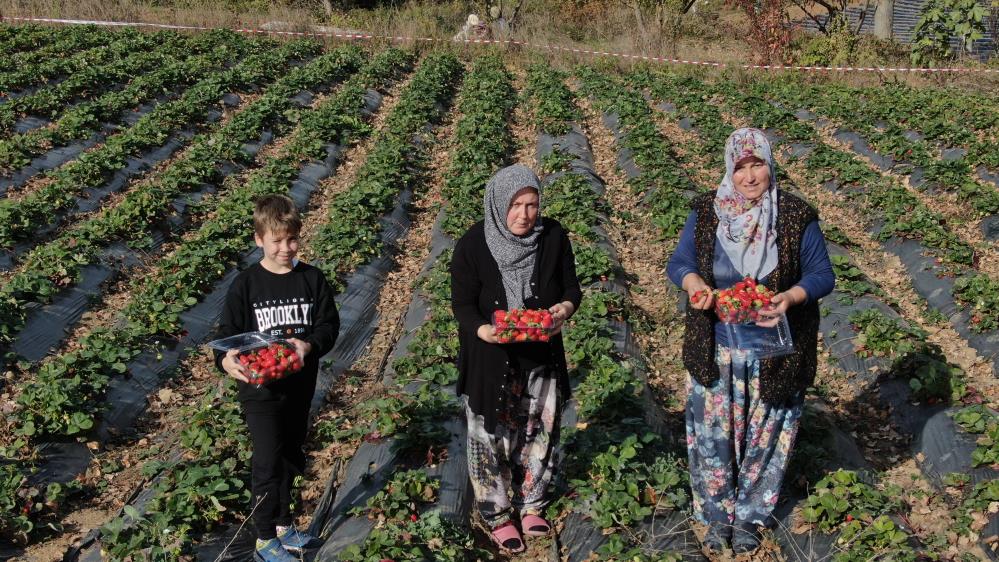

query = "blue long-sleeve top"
666;209;835;346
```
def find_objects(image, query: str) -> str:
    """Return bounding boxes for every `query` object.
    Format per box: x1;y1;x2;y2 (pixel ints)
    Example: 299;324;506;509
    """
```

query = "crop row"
524;64;614;284
328;55;513;560
0;30;221;135
9;45;367;441
0;27;146;93
0;29;259;171
574;67;699;240
523;64;691;560
98;48;461;559
0;24;114;74
0;24;75;56
0;40;322;347
850;84;999;172
309;51;464;292
759;80;999;216
0;46;405;547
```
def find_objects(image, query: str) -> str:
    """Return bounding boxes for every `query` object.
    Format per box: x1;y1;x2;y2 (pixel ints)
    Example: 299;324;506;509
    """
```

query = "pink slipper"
491;521;525;553
521;513;551;536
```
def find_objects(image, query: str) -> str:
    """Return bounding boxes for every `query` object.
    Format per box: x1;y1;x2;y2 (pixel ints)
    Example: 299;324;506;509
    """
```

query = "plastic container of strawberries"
207;332;303;386
722;314;794;359
491;308;555;344
712;278;794;359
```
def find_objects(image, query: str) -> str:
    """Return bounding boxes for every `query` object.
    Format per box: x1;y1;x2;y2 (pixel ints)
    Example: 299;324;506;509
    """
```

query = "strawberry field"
0;22;997;562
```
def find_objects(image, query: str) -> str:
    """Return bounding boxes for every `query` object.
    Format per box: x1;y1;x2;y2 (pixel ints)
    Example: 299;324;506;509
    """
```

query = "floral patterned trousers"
686;346;803;528
465;366;560;528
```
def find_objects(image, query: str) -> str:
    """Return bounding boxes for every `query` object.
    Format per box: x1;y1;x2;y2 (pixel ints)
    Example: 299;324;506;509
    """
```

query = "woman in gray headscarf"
450;164;582;553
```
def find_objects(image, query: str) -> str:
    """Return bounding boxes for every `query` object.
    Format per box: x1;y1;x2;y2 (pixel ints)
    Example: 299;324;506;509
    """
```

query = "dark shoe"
703;521;730;552
731;521;762;554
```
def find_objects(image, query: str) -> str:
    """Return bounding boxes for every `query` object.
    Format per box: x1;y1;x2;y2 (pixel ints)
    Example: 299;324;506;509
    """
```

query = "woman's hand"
682;273;714;311
548;301;576;334
756;286;807;327
221;349;250;383
477;324;499;343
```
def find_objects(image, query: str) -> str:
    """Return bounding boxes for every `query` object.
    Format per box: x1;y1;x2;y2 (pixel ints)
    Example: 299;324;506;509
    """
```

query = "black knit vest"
682;190;820;406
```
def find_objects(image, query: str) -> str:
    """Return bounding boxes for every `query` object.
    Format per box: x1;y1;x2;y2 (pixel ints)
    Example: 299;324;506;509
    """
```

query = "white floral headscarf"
713;128;779;280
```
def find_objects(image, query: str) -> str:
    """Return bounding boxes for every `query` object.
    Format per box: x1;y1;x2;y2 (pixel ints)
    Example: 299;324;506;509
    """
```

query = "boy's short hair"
254;195;302;237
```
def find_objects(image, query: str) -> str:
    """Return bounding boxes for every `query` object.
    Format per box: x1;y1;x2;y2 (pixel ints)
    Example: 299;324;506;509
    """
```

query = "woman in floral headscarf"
666;128;834;554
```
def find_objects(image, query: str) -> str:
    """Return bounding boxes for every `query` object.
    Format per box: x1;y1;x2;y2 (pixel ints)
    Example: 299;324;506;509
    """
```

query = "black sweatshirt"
450;218;583;433
213;261;340;402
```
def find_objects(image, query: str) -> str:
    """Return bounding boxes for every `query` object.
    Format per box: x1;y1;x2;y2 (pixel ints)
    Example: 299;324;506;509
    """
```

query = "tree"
988;0;999;47
726;0;793;64
621;0;698;57
911;0;987;65
790;0;875;35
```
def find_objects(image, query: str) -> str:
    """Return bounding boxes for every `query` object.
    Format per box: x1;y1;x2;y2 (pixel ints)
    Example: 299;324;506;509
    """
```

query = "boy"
214;194;339;561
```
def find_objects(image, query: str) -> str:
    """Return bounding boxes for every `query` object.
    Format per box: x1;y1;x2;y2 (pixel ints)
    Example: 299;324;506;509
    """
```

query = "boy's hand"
222;349;250;383
287;338;311;362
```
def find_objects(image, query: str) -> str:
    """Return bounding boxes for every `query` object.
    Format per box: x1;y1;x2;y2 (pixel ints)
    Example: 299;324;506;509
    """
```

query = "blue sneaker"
254;538;299;562
277;525;320;553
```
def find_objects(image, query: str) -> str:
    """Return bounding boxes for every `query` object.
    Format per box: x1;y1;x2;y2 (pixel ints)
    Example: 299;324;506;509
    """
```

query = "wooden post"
874;0;894;38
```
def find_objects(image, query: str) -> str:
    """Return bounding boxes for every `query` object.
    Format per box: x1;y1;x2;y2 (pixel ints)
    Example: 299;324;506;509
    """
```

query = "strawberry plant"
830;255;880;304
339;510;487;562
953;274;999;332
800;469;903;532
0;24;73;57
0;462;81;543
848;309;927;359
594;532;682;561
310;51;462;291
563;433;688;528
439;55;516;239
952;479;999;538
348;469;439;521
0;30;220;134
0;40;334;346
833;515;915;561
953;406;999;467
522;64;580;136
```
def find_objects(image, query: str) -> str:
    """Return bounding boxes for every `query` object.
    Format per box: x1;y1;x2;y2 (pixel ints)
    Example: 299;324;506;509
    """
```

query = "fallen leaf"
158;388;175;404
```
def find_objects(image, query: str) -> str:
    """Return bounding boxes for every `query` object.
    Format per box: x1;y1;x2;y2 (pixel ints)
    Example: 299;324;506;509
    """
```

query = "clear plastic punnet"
722;314;794;359
207;331;303;386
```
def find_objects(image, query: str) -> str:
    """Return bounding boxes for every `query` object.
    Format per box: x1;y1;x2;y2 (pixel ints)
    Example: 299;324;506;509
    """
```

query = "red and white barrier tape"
4;15;998;74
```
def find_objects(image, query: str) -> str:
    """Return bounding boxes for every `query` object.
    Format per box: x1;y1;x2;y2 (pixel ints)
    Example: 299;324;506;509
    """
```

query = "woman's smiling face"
506;187;539;236
732;156;770;201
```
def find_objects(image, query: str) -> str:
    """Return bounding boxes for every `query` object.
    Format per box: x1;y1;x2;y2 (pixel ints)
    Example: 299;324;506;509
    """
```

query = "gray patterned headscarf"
714;128;779;280
484;164;543;309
